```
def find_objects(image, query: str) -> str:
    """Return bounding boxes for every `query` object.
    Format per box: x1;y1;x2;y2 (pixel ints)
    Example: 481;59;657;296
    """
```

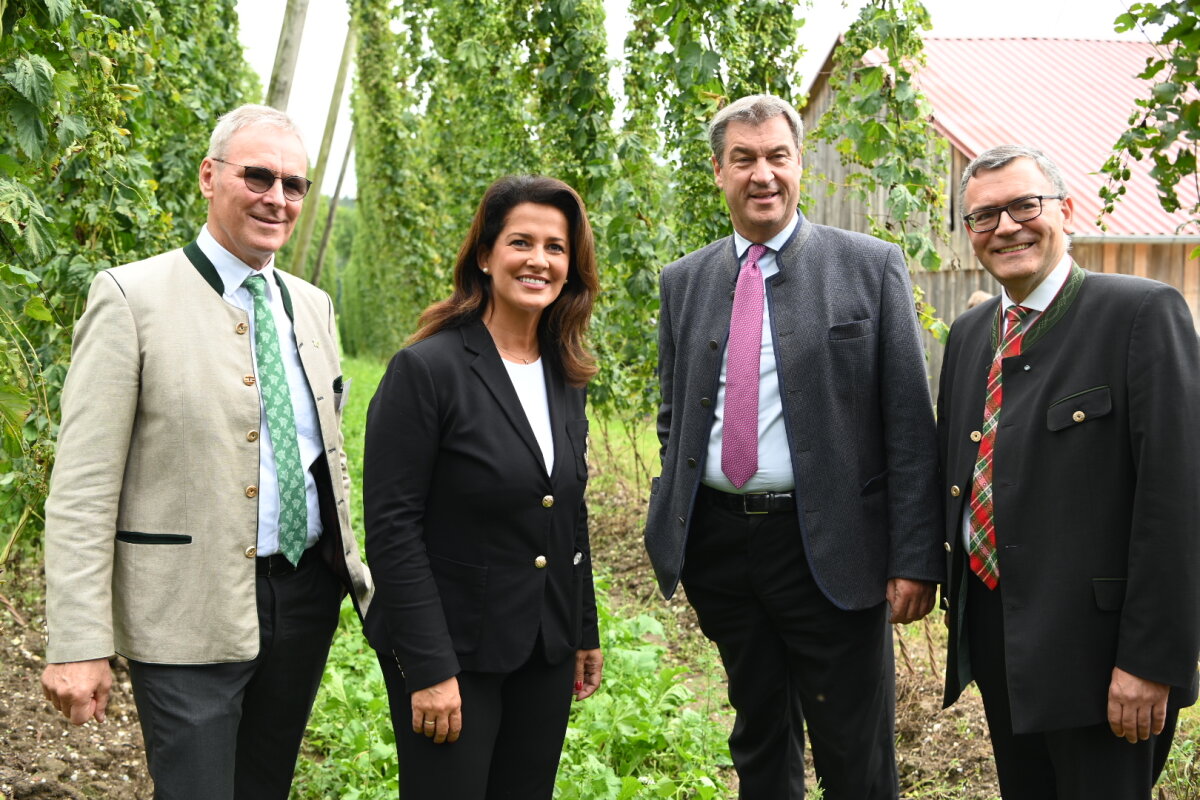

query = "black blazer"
363;319;599;692
938;267;1200;734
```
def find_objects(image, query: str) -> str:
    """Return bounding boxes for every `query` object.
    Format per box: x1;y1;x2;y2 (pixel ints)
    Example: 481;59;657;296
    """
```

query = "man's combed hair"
958;145;1069;210
409;175;600;387
708;94;804;165
208;104;307;161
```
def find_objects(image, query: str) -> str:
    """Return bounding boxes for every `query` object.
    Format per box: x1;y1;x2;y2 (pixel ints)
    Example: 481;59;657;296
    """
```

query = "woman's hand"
411;676;463;743
574;648;603;701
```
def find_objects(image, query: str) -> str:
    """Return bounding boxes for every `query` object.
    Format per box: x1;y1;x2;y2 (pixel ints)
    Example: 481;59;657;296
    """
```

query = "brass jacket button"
247;430;259;442
970;430;982;442
943;541;952;552
243;375;256;386
244;546;257;558
542;495;554;508
950;485;961;497
246;485;259;498
1072;410;1086;423
534;555;547;569
235;322;249;335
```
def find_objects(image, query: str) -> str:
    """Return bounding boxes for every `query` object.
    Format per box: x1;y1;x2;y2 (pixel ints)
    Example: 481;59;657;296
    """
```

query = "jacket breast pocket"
828;319;874;341
1047;386;1112;432
566;418;589;481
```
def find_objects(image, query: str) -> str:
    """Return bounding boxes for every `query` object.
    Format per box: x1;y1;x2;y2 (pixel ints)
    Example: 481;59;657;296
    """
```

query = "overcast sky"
234;0;1148;198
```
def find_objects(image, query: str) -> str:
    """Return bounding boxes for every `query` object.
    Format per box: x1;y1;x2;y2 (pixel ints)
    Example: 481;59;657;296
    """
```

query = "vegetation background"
1;0;1197;797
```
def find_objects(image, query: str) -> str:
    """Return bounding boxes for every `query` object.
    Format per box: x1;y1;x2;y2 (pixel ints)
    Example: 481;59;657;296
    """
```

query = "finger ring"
423;720;436;727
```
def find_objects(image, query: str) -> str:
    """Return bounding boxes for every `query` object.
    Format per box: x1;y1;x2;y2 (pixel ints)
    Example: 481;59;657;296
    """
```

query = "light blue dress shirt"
702;212;801;493
198;226;324;555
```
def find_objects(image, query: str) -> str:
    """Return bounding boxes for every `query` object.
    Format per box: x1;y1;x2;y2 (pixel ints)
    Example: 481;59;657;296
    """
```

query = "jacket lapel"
462;320;549;478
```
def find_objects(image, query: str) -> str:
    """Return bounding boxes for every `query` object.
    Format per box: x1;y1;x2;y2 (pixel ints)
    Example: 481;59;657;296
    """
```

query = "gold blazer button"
243;375;256;386
542;495;554;508
1072;410;1086;422
943;542;952;552
950;485;961;497
970;430;982;442
247;430;259;442
235;322;249;335
245;485;258;498
244;546;257;558
534;555;548;569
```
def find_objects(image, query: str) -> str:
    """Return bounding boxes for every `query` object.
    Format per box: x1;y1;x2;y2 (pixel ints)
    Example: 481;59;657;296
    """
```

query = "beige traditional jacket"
44;245;371;665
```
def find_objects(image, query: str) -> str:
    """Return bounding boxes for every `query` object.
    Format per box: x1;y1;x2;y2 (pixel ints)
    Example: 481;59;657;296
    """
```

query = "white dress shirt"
198;226;324;555
702;212;801;493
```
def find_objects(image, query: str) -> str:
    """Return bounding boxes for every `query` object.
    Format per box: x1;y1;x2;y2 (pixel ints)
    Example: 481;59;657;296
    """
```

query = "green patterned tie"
243;274;308;566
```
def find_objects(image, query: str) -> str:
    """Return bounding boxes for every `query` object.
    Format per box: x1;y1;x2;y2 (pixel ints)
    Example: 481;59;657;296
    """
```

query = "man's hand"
410;676;463;744
886;578;936;624
1108;666;1169;743
574;648;603;701
41;658;112;725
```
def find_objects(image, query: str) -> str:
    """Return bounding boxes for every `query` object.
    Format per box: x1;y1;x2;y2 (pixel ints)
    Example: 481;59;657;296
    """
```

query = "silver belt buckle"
744;493;770;515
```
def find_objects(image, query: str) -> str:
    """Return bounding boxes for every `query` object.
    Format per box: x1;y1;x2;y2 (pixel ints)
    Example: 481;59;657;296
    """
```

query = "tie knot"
1006;305;1030;323
243;273;267;297
745;244;767;268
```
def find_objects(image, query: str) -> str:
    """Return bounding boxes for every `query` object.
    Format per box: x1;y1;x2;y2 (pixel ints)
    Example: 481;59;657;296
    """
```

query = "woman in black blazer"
363;175;603;799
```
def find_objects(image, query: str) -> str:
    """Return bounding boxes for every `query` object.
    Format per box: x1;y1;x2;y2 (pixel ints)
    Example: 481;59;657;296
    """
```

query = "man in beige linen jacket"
40;104;371;800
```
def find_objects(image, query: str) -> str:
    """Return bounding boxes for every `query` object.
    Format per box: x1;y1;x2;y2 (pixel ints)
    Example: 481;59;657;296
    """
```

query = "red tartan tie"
722;243;768;489
967;305;1032;589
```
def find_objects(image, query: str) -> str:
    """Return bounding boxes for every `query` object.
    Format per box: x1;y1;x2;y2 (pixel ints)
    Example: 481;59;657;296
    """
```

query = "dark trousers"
129;547;342;800
965;573;1177;800
680;491;899;800
377;641;576;799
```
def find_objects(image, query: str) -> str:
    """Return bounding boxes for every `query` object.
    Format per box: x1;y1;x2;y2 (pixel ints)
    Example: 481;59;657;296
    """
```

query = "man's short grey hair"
709;94;804;165
207;104;307;161
958;145;1069;210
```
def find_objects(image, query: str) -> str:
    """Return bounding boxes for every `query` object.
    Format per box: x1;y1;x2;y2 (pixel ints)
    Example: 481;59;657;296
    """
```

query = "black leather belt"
256;547;314;576
700;484;796;515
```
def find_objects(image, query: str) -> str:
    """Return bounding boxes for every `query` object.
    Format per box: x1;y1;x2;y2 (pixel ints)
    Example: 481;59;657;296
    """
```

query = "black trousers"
965;573;1177;800
128;547;342;800
680;491;899;800
377;640;576;800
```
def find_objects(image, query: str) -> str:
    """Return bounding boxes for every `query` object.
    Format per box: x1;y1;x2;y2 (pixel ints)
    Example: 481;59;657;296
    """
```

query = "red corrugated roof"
913;38;1198;237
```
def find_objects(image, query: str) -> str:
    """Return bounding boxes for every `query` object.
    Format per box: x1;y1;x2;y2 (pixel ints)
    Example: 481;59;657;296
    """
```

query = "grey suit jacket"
645;211;943;608
44;245;372;664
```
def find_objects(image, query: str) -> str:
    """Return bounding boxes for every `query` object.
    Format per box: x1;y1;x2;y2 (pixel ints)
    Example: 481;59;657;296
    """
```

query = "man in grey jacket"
644;93;942;799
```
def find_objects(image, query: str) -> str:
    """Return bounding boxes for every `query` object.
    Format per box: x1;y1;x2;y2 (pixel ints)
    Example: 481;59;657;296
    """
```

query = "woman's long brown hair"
408;175;599;387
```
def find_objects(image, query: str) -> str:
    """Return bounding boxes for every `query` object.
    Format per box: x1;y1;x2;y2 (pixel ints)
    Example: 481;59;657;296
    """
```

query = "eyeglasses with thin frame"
962;194;1065;234
211;158;312;201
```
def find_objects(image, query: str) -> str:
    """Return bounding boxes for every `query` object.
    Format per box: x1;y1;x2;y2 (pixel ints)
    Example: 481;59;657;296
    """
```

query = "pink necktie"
722;243;767;489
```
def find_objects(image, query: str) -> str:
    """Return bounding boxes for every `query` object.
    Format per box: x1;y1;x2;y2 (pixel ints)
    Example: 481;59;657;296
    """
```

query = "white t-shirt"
502;359;554;474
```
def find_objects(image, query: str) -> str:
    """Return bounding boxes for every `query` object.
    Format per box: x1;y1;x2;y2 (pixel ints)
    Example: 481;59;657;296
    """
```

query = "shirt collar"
197;225;278;298
1001;252;1073;313
733;211;800;259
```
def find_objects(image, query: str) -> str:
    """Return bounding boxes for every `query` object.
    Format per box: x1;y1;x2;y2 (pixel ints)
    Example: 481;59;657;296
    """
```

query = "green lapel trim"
990;262;1085;351
273;271;295;322
183;240;295;322
183;241;223;296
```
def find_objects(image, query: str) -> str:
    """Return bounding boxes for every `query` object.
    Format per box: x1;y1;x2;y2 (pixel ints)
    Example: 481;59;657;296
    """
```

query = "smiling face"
963;157;1074;303
199;124;307;269
713;115;802;243
480;202;570;327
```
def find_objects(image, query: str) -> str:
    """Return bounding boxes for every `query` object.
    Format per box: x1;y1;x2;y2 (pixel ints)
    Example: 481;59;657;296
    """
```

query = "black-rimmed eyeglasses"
963;194;1065;233
212;158;312;201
